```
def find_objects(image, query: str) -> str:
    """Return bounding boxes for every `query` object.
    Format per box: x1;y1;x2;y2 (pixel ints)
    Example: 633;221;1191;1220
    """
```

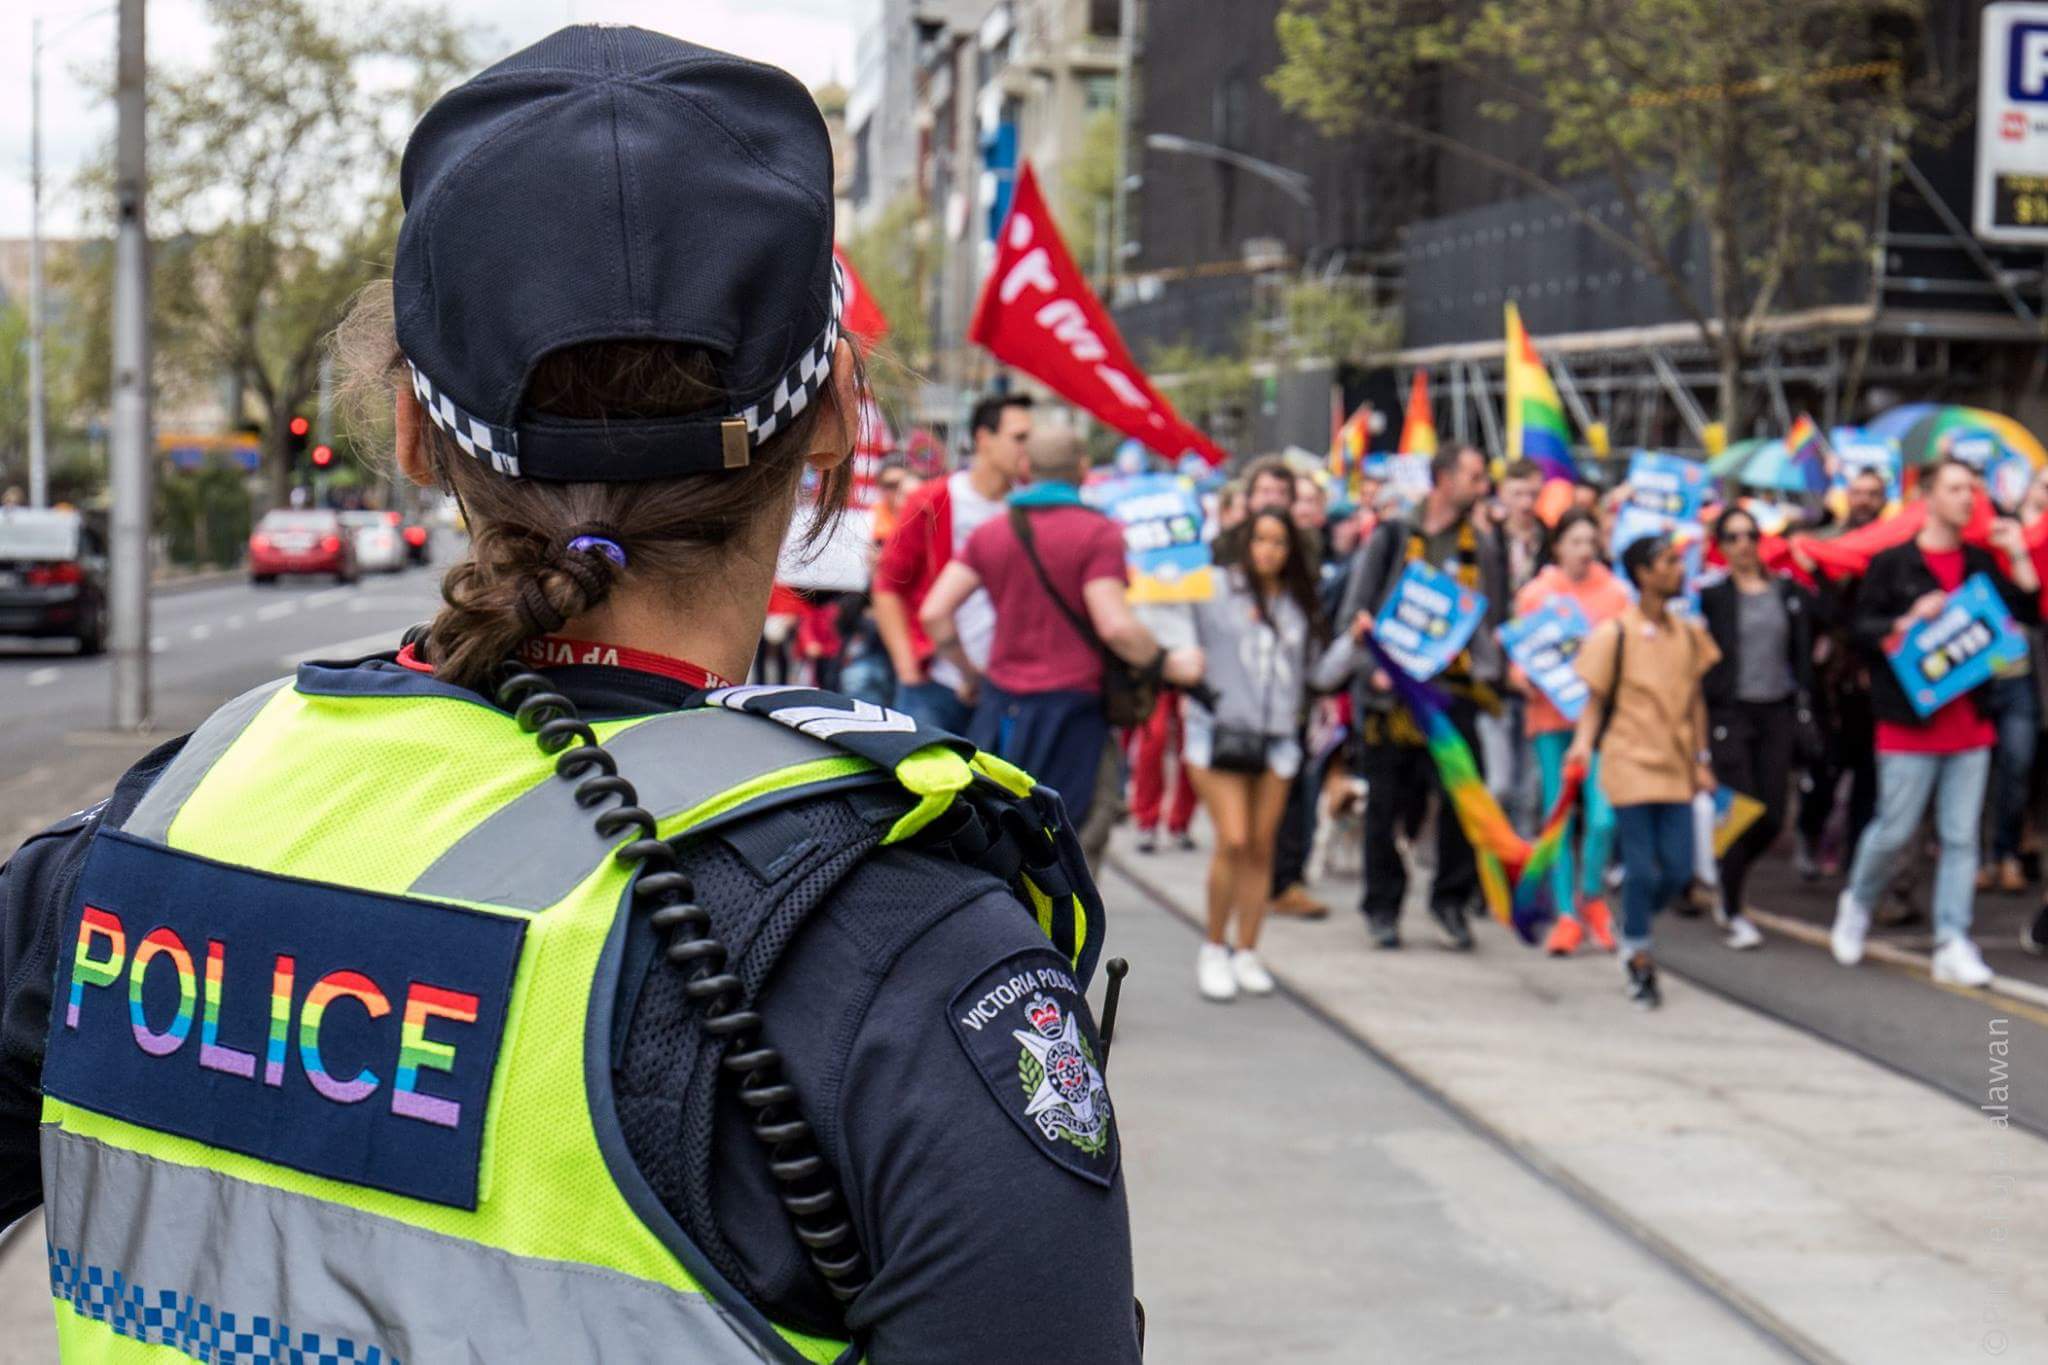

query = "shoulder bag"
1008;506;1161;728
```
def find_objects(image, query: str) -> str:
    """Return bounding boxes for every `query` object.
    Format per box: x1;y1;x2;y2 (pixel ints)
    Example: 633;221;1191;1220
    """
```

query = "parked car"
341;510;407;574
250;509;357;584
0;508;107;654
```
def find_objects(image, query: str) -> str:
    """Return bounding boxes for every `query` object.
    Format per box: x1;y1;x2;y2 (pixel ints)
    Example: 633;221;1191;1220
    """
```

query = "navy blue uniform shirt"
0;657;1141;1364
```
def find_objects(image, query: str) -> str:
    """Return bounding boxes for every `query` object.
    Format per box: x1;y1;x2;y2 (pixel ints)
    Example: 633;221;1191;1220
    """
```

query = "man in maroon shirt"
872;393;1033;733
1832;459;2040;986
921;426;1195;862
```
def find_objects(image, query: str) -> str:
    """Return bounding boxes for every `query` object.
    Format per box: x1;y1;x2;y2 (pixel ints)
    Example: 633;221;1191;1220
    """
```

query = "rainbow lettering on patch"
44;831;526;1209
128;928;196;1058
392;984;481;1128
299;970;389;1104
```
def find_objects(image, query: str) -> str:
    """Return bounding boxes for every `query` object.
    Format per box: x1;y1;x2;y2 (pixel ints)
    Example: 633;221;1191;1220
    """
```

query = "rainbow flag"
1398;371;1438;455
1363;635;1548;943
1511;760;1585;926
1786;414;1831;494
1505;303;1577;483
1329;402;1371;492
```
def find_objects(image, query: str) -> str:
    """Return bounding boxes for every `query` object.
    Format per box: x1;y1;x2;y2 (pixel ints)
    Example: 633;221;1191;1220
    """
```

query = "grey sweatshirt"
1146;568;1311;735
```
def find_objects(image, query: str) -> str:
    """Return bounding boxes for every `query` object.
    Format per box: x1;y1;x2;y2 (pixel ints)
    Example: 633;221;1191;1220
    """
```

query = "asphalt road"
0;564;447;847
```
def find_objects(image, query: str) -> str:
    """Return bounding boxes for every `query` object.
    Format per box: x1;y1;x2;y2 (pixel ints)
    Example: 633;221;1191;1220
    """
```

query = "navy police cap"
394;25;841;482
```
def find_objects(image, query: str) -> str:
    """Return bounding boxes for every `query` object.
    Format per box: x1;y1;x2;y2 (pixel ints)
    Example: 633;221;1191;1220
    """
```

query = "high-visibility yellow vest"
40;674;1089;1364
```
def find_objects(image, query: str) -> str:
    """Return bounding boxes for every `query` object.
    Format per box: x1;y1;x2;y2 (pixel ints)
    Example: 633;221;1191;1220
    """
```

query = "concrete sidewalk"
1113;829;2048;1364
1097;865;1776;1364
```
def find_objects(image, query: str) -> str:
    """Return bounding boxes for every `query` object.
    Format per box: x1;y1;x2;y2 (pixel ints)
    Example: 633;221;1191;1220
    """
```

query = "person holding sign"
1510;510;1631;955
1832;459;2041;988
1317;446;1508;949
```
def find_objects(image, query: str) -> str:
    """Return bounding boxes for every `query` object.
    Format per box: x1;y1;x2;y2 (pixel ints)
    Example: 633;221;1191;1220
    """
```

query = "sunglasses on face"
1720;529;1757;544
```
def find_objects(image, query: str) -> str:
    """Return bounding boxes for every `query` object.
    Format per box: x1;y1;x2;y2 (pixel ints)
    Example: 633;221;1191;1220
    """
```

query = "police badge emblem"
950;949;1119;1185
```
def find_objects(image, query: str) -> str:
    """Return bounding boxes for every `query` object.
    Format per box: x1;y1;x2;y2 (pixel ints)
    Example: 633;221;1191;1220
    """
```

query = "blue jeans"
1531;731;1615;916
1613;802;1693;956
1847;747;1991;946
1981;674;2039;862
893;679;972;736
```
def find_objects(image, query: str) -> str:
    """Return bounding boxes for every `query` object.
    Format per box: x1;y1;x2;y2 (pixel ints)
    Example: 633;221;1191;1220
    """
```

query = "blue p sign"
2009;22;2048;100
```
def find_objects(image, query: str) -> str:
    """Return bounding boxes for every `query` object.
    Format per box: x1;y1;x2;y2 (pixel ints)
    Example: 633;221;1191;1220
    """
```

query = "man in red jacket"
873;393;1033;732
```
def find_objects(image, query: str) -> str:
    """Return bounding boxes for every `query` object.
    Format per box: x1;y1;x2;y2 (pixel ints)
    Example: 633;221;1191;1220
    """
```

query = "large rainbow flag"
1363;634;1579;943
1399;371;1438;455
1505;303;1577;483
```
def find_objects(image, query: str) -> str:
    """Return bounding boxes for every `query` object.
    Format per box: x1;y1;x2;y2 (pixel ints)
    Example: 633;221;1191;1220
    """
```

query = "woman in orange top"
1511;510;1633;955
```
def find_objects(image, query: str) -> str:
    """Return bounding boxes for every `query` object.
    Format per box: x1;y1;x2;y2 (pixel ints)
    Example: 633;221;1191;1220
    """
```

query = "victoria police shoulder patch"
948;947;1118;1187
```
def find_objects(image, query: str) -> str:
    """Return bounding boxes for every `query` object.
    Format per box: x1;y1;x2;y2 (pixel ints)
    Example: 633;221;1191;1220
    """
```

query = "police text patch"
42;831;524;1209
948;949;1118;1187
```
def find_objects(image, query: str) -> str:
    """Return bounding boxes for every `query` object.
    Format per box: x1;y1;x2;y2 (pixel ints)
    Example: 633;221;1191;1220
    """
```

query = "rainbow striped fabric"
1786;414;1831;494
1512;760;1585;926
1330;402;1371;490
1399;371;1438;455
1365;635;1566;943
1504;303;1577;483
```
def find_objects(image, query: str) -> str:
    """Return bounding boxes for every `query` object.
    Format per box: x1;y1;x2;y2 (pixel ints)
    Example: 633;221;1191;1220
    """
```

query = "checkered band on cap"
739;263;844;446
404;263;843;480
406;362;521;478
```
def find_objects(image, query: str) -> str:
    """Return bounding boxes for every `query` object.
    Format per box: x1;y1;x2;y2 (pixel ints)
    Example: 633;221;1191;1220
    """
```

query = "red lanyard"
394;635;731;690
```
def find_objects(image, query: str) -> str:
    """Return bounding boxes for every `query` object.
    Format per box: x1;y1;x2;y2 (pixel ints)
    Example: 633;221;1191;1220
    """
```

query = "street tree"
81;0;472;504
1269;0;1925;434
840;192;932;422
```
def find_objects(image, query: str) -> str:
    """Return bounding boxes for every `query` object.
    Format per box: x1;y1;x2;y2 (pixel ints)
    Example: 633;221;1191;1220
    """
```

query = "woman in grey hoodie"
1154;509;1328;1001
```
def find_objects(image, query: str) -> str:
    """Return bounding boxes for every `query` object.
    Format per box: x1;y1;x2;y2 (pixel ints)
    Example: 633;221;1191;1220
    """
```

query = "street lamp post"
109;0;152;730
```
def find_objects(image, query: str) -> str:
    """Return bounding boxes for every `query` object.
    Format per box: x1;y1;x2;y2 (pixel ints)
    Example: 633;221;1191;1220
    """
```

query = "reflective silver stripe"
121;679;291;842
41;1125;777;1364
408;709;861;910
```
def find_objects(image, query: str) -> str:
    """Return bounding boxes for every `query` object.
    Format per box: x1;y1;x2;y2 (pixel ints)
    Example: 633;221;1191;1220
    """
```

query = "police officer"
0;27;1139;1364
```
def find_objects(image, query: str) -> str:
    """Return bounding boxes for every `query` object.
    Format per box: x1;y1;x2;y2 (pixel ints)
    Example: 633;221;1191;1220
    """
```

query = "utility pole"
28;18;48;509
109;0;151;730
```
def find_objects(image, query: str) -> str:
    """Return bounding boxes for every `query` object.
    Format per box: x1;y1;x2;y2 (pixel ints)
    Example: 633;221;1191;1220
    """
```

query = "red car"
250;509;358;585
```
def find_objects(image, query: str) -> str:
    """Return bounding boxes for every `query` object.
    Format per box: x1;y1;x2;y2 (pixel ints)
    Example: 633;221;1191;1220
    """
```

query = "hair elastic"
566;534;628;569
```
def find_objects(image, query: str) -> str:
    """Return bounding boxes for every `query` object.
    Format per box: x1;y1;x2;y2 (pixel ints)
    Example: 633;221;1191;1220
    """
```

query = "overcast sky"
0;0;864;238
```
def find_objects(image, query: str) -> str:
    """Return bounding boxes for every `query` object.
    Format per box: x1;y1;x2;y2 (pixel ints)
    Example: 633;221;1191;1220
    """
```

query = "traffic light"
311;444;334;468
285;414;311;463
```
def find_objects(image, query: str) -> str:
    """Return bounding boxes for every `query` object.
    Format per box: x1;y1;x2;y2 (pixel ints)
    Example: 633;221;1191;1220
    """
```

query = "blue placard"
1085;473;1214;603
43;830;525;1210
1373;561;1487;680
1886;573;2032;717
1499;597;1592;720
1829;434;1901;504
1625;451;1711;524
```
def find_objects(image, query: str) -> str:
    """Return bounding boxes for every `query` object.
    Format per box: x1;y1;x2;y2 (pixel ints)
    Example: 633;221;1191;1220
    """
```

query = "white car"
340;510;407;574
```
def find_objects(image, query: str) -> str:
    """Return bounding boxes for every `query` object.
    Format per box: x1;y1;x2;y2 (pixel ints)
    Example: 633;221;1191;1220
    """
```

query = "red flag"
833;245;890;344
1790;491;1998;579
970;163;1229;466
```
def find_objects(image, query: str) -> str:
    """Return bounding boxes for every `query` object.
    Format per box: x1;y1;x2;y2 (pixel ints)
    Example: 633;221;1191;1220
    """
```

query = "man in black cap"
0;27;1141;1365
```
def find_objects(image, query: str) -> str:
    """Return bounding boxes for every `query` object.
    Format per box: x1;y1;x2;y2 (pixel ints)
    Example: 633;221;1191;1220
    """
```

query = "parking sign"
1977;3;2048;243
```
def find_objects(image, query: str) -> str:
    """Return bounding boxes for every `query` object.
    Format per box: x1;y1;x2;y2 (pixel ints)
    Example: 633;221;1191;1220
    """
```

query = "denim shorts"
1182;707;1303;779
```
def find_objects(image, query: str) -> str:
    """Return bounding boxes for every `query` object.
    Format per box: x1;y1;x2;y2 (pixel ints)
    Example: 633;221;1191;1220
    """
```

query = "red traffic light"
289;416;311;438
311;444;334;467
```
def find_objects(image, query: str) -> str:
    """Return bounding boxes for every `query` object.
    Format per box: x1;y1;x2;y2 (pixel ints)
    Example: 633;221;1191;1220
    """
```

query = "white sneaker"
1724;915;1763;951
1932;938;1994;988
1831;890;1870;966
1231;948;1275;995
1197;943;1238;1001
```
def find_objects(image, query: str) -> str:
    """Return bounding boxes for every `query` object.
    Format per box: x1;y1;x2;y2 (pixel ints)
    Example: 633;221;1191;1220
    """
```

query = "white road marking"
255;602;298;622
150;636;167;653
25;667;59;687
224;615;245;630
279;630;403;666
189;624;212;641
306;587;351;607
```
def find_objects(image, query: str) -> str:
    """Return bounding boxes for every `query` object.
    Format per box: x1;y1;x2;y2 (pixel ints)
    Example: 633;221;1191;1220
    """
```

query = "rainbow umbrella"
1866;404;2047;469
